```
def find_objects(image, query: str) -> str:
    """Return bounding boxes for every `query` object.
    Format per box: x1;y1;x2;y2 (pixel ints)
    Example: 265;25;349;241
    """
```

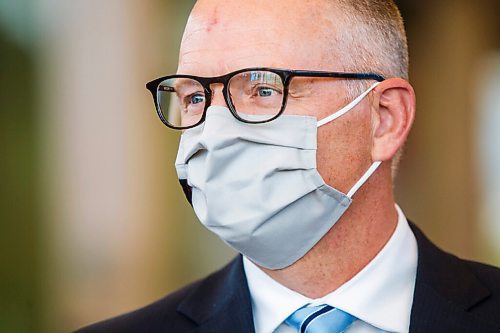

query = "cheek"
316;110;373;193
284;81;346;117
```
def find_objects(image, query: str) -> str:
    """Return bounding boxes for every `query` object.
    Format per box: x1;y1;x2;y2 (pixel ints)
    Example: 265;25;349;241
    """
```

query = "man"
78;0;500;332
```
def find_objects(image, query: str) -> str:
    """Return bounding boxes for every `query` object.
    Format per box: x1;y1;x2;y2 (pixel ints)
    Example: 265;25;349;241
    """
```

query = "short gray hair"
331;0;409;80
328;0;409;174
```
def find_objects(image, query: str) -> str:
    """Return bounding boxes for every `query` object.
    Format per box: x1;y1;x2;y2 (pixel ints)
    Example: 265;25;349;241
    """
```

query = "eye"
189;94;205;105
258;87;276;97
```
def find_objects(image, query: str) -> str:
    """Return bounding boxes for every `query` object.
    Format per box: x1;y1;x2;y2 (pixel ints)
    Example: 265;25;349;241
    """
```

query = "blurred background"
0;0;499;332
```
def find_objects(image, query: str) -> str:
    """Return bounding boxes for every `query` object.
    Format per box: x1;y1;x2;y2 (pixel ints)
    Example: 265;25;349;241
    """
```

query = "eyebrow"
174;79;204;97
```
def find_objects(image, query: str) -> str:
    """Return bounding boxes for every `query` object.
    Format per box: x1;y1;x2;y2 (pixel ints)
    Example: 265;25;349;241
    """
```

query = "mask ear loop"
316;82;380;127
315;82;382;198
346;161;381;198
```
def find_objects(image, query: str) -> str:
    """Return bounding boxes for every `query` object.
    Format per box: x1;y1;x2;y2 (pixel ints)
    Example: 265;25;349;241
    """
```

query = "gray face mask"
175;83;381;269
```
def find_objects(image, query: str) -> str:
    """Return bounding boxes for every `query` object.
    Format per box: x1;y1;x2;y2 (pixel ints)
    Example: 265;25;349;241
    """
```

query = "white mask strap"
347;161;382;198
317;82;380;127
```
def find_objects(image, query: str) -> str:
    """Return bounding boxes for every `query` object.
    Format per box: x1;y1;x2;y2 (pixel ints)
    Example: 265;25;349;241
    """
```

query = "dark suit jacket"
77;224;500;332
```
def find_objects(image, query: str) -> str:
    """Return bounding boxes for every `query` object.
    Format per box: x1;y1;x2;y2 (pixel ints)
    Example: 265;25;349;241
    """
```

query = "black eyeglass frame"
145;67;385;130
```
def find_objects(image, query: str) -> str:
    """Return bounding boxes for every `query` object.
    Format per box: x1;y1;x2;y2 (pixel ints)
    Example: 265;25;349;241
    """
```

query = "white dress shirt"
243;205;418;333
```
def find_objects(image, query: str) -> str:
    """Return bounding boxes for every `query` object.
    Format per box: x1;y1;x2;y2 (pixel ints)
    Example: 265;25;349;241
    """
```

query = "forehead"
177;0;341;76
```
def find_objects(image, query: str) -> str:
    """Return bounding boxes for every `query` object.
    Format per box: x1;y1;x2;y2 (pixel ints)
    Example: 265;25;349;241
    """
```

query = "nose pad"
208;83;228;108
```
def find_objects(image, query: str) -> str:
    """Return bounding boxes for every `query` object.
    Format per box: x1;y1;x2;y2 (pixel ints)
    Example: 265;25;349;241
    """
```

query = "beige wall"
36;1;233;332
395;0;500;263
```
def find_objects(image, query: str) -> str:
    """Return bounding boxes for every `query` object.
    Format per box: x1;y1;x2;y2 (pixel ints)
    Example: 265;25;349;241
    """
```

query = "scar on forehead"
205;6;219;32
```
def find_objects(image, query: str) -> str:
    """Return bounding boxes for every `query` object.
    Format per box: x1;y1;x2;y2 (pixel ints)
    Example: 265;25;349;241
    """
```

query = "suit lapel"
409;223;495;332
177;256;255;333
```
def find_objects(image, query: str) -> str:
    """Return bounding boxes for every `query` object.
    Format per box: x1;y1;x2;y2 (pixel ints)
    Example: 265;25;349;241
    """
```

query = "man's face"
178;0;375;193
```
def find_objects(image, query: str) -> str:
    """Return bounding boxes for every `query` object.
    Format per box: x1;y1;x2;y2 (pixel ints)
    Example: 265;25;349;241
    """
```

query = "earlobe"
371;78;416;161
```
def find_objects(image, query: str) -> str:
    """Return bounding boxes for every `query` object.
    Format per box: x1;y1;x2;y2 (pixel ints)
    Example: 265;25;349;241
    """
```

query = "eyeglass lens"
156;70;285;128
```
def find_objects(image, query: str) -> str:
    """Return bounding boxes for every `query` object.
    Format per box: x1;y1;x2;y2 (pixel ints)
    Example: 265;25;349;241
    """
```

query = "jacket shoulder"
410;222;500;331
74;281;200;333
462;259;500;313
74;258;239;333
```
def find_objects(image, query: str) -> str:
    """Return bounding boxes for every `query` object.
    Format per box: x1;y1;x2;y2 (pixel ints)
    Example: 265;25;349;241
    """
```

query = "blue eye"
190;94;205;104
258;87;275;97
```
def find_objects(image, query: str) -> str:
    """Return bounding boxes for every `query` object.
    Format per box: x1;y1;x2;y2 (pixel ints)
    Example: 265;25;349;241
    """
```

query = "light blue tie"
285;304;357;333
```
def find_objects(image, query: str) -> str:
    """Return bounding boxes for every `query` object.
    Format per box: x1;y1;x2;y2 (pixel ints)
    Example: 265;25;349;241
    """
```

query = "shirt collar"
243;204;418;333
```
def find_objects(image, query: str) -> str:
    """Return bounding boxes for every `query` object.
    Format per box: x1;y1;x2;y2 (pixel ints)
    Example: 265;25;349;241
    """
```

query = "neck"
259;163;398;298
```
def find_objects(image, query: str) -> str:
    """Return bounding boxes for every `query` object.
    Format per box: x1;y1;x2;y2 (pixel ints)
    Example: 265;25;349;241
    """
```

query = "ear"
370;78;416;161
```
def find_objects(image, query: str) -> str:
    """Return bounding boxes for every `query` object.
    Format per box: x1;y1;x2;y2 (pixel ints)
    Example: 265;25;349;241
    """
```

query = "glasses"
146;68;384;130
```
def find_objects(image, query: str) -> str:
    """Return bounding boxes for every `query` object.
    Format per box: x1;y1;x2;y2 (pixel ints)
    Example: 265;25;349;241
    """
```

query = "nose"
208;83;228;108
